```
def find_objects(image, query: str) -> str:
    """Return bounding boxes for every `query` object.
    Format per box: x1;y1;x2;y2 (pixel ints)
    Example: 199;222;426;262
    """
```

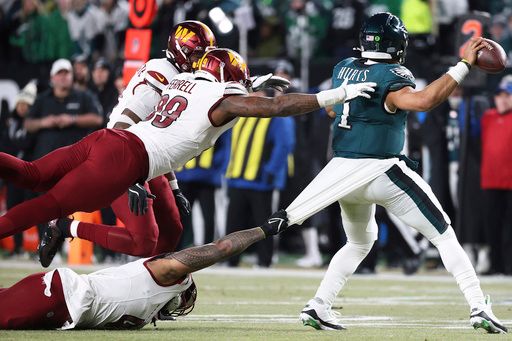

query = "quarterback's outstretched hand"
343;82;377;101
260;210;289;237
173;189;192;217
251;73;291;92
128;183;156;216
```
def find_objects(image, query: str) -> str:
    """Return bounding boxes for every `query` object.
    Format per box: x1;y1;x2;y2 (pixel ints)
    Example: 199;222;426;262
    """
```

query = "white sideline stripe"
1;260;512;284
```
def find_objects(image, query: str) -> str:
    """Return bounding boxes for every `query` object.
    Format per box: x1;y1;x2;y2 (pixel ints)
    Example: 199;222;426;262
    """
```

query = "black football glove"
261;210;289;237
173;188;192;217
250;73;291;92
128;183;156;216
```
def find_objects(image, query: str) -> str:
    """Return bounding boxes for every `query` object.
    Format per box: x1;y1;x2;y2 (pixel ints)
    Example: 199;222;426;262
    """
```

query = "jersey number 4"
147;94;188;128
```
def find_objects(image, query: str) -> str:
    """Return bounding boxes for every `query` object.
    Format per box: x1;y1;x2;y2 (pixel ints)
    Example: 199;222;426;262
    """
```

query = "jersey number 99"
147;94;188;128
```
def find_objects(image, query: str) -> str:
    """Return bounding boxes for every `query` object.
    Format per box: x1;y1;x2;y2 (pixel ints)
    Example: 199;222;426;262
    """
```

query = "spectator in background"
89;58;118;122
326;0;367;59
23;59;103;238
175;133;231;248
0;81;37;257
225;90;295;268
480;75;512;275
252;16;284;58
283;0;329;59
7;0;47;63
95;0;128;63
72;55;90;91
490;15;512;65
45;0;74;60
66;0;102;59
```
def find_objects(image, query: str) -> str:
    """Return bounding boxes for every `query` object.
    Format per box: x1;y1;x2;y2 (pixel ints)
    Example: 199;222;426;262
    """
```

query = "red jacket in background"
481;108;512;189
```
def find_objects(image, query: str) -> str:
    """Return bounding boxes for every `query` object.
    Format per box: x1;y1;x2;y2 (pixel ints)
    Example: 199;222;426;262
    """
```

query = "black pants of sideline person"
483;189;512;275
177;182;216;250
226;187;273;267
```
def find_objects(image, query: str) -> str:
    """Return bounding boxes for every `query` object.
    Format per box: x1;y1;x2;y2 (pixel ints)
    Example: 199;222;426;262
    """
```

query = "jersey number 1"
337;79;351;129
147;94;188;128
338;101;351;129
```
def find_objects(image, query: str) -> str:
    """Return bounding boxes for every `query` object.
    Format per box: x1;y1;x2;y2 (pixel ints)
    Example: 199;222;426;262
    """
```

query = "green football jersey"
331;57;416;159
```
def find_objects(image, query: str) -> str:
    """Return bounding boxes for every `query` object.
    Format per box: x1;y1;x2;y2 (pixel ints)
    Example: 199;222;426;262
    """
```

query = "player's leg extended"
372;163;507;333
150;176;184;253
0;271;69;329
301;200;377;330
74;189;159;257
286;158;386;226
0;134;97;238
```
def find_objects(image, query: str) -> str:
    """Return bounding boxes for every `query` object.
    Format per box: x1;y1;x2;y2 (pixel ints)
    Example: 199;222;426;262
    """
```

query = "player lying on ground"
0;210;288;329
0;47;375;267
279;12;507;334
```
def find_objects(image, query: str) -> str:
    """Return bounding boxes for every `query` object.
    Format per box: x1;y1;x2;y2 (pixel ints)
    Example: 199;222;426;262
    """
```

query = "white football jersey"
128;72;248;180
43;258;193;330
107;58;180;128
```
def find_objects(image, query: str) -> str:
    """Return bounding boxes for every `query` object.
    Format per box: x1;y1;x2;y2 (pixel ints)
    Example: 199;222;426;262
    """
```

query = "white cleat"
299;298;345;330
470;295;508;334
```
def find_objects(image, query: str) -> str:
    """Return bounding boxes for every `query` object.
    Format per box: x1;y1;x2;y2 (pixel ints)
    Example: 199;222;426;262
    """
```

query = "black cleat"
38;219;70;268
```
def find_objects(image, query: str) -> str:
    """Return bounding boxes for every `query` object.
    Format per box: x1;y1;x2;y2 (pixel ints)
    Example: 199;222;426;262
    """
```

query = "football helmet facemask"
359;12;408;64
166;20;217;72
157;280;197;320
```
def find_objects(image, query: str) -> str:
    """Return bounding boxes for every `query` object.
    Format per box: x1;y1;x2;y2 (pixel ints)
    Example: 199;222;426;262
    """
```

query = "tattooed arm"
146;227;266;286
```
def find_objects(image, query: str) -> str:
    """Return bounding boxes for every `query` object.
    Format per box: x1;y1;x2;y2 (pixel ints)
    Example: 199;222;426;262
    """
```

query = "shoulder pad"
224;82;248;96
389;66;415;82
144;58;180;92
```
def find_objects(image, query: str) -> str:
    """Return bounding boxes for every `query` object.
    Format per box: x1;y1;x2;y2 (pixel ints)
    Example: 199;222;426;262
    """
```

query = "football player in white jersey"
0;48;376;265
0;210;290;329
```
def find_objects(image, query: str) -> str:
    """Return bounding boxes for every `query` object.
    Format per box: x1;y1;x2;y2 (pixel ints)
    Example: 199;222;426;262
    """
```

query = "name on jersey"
336;67;369;82
168;79;197;94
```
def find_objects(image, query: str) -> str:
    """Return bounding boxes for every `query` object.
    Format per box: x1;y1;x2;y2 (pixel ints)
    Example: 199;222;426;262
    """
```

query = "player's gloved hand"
316;82;377;107
260;209;289;237
173;189;192;217
250;73;291;92
342;82;377;101
128;183;156;216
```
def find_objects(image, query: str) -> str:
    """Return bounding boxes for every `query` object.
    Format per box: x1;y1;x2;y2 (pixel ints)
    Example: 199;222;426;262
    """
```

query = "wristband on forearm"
316;87;347;107
169;179;179;190
446;60;470;84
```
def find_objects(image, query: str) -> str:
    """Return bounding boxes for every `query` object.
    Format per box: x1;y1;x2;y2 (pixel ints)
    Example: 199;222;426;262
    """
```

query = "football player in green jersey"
286;12;507;334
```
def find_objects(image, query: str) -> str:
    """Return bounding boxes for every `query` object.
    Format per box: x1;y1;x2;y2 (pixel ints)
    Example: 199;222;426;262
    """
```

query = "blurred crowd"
1;0;512;275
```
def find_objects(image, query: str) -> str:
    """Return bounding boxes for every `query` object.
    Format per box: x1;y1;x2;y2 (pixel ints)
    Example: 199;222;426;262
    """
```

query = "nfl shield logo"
366;35;374;41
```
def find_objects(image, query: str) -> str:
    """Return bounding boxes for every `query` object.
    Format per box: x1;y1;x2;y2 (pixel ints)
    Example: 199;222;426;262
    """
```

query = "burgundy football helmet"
195;48;252;89
157;280;197;320
166;20;217;72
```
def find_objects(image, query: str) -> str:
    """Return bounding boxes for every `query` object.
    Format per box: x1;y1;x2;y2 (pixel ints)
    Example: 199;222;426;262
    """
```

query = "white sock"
314;241;373;307
431;227;485;310
70;220;80;238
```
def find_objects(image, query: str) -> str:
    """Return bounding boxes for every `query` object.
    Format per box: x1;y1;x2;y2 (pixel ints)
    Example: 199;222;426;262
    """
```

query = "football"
475;38;507;74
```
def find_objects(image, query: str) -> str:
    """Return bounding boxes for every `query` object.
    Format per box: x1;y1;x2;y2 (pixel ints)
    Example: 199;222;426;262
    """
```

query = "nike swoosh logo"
155;73;165;83
268;218;286;232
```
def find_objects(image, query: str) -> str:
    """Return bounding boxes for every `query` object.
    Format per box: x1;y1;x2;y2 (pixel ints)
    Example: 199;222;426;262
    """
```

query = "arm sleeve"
124;83;162;121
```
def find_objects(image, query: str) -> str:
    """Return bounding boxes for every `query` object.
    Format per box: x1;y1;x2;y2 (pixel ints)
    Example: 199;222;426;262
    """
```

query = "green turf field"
1;263;511;340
